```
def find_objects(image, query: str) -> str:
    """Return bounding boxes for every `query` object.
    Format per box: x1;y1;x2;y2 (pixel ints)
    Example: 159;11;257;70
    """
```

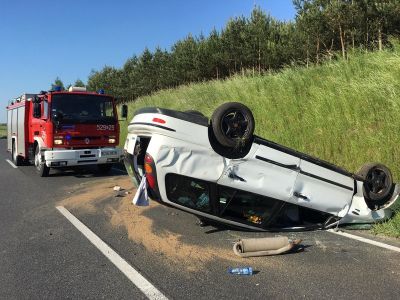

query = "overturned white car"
124;102;399;231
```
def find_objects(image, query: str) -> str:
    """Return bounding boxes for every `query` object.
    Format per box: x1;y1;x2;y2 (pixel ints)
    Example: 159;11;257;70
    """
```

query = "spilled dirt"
58;177;123;214
59;175;249;271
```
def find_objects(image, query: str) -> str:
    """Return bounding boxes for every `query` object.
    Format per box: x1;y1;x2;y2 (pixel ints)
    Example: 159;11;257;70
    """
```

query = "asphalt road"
0;140;146;299
0;139;399;299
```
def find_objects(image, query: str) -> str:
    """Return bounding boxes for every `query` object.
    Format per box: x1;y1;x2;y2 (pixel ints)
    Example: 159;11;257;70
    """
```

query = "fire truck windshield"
51;94;116;124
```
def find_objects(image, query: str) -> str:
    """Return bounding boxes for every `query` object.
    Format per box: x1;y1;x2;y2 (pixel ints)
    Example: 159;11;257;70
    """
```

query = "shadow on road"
36;163;127;178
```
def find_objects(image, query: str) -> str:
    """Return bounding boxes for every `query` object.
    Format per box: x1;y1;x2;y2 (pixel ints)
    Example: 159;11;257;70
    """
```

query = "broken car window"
218;186;278;227
166;174;211;213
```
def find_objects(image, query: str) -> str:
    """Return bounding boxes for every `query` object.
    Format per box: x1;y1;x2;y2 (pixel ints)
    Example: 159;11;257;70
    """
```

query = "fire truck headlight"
108;137;116;144
54;138;63;145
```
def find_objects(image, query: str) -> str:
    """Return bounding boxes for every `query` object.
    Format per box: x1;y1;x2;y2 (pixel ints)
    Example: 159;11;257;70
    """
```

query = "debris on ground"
228;267;253;275
113;186;122;191
233;236;302;257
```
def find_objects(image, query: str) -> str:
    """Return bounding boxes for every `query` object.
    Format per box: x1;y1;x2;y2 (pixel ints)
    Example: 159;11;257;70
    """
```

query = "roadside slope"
0;124;6;138
121;48;400;179
120;48;400;237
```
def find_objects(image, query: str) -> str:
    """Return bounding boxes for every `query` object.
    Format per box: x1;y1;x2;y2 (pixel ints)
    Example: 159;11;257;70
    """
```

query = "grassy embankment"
0;124;6;138
120;47;400;237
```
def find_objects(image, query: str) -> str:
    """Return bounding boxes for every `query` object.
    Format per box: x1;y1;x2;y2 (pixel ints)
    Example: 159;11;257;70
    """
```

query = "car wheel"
357;163;394;206
34;146;49;177
12;141;23;166
211;102;255;148
98;164;113;173
185;110;205;117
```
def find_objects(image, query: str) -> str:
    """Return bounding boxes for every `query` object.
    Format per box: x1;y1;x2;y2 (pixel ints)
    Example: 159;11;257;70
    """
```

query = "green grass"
372;210;400;238
119;46;400;237
0;124;6;138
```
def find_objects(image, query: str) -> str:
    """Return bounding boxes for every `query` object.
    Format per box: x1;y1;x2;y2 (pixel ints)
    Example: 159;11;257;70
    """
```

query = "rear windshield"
51;94;116;124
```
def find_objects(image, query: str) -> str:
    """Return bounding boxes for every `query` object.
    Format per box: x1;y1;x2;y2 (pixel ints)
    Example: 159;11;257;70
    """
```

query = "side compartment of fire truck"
7;94;33;165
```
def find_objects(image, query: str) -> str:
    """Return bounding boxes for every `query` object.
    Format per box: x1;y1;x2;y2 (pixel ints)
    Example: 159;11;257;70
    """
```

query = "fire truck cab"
6;87;126;176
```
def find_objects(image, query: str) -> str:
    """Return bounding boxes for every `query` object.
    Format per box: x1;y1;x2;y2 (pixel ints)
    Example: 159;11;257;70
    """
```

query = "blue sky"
0;0;295;123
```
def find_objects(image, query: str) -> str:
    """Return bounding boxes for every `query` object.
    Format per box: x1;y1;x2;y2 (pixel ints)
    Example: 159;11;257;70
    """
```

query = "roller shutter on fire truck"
7;94;33;159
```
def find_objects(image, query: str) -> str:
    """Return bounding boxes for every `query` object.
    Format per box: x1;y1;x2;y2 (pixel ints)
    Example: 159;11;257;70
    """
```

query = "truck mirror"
121;105;128;119
33;103;41;118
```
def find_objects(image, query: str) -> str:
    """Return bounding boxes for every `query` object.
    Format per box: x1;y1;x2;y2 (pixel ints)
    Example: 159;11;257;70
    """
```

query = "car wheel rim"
366;168;388;195
220;110;249;139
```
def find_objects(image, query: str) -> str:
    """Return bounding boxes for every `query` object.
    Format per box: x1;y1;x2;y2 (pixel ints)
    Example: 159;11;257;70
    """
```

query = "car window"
218;186;277;227
165;174;211;213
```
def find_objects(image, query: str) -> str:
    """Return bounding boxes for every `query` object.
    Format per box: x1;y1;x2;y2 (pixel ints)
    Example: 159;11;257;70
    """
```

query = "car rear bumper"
44;147;123;167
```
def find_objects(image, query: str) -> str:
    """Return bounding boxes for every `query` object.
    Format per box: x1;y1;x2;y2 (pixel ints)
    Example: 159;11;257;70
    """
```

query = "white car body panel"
339;182;399;224
292;160;354;215
147;135;225;207
217;143;300;202
129;113;210;146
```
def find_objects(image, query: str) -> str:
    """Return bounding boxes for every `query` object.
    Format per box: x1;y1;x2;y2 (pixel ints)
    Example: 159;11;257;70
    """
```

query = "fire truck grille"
80;154;96;158
72;136;101;140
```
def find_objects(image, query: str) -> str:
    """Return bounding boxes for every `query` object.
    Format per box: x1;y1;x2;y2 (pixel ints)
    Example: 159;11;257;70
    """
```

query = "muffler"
233;236;302;257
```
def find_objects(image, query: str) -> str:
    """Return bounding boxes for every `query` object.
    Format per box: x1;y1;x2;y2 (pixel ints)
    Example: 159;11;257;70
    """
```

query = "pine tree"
51;77;65;90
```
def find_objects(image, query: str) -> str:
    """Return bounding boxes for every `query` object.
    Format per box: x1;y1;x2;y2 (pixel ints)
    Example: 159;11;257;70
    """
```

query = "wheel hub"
222;111;248;139
366;168;387;194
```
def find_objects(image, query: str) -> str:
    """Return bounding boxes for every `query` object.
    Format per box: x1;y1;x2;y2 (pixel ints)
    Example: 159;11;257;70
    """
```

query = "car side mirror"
33;103;41;118
121;104;128;120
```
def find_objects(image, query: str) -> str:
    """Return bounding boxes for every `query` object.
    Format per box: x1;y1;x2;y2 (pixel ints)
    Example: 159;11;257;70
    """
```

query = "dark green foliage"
87;2;400;102
0;124;6;138
51;77;65;91
74;79;85;87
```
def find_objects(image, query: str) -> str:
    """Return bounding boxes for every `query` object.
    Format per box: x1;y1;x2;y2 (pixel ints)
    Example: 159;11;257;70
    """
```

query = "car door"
217;143;301;202
292;159;354;215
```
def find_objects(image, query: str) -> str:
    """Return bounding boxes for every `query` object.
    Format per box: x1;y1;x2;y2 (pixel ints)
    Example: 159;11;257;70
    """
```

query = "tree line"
50;77;85;91
53;0;400;102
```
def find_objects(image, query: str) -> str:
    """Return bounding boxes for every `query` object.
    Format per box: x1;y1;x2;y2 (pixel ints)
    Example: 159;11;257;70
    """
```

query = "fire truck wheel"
34;146;49;177
12;141;23;166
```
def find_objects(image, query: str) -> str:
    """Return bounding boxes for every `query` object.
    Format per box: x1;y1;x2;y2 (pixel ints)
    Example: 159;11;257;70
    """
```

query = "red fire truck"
6;86;127;176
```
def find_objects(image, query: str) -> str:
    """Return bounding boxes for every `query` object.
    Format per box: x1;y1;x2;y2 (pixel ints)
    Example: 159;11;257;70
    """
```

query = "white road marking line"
6;159;17;169
327;229;400;253
56;206;168;300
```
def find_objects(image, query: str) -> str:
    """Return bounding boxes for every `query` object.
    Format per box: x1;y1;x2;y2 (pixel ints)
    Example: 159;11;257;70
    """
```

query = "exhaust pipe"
233;236;302;257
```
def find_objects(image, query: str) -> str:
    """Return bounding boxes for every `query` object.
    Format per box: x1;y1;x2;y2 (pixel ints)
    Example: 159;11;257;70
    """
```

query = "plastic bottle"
228;267;253;275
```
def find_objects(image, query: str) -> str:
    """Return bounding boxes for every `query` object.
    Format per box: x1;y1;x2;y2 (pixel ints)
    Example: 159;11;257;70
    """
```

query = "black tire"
12;141;23;166
208;126;253;159
211;102;255;148
185;110;205;117
356;163;394;206
98;164;113;173
34;146;49;177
